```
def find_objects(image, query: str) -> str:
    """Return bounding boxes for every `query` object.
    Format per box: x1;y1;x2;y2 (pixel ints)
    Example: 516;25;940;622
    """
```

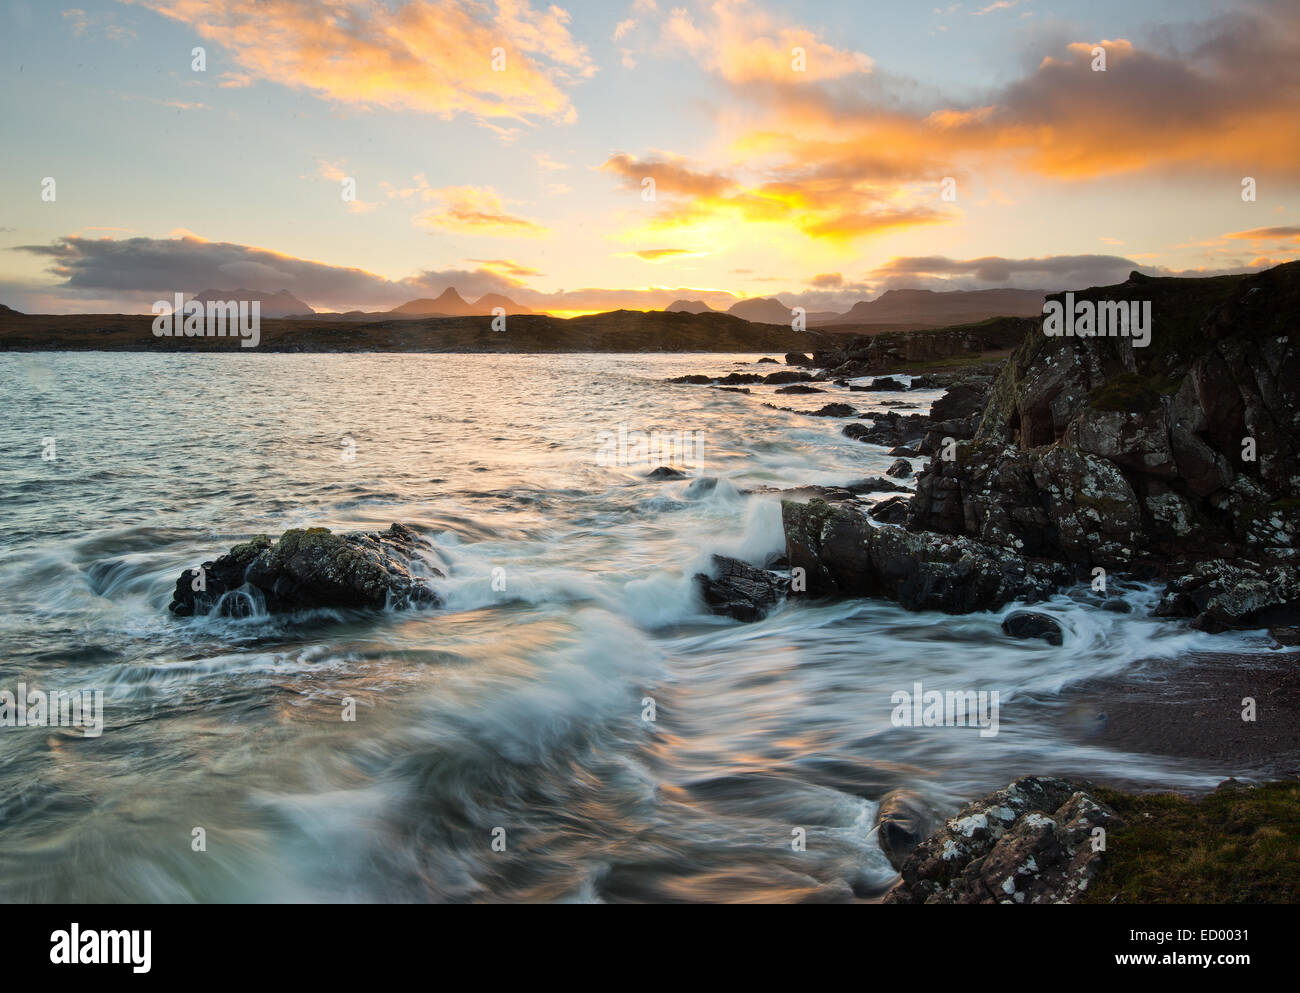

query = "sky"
2;0;1298;317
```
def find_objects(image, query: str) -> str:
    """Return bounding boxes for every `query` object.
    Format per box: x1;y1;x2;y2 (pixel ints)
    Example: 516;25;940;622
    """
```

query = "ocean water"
0;352;1280;903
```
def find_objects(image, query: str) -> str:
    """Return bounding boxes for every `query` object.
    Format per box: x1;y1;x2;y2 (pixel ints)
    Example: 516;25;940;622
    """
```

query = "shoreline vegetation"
17;262;1300;903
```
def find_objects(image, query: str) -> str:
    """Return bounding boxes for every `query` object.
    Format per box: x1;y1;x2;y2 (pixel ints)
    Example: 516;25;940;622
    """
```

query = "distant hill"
666;299;717;314
390;288;533;317
726;297;792;324
817;287;1045;326
0;303;24;317
194;288;313;318
0;307;828;353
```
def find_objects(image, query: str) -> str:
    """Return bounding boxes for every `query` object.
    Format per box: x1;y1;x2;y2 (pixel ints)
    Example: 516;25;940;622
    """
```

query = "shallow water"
0;352;1281;902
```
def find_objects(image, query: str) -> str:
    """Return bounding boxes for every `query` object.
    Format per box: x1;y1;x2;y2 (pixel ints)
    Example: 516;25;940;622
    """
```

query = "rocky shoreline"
675;261;1300;902
166;263;1298;903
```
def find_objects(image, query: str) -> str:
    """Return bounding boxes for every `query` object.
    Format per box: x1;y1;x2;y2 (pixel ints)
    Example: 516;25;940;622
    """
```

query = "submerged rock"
694;554;789;622
883;776;1122;904
1001;610;1065;646
646;465;688;480
875;790;942;871
169;522;442;617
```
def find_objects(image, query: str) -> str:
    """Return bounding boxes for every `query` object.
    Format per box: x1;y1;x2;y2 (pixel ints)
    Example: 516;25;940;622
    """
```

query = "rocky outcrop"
911;265;1300;572
883;776;1122;904
903;263;1299;591
169;523;442;617
1153;559;1300;632
812;317;1030;377
782;499;1073;613
694;554;790;621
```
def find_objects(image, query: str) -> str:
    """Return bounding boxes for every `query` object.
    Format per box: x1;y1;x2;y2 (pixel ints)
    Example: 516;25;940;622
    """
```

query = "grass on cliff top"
1083;781;1300;903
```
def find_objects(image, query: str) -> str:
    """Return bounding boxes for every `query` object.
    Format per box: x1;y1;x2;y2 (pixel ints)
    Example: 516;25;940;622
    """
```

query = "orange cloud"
124;0;593;123
601;152;949;247
414;186;549;237
659;1;872;83
725;6;1300;183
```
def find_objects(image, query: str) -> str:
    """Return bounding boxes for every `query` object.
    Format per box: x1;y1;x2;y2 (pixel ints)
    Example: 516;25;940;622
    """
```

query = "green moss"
1083;781;1300;903
1087;372;1179;413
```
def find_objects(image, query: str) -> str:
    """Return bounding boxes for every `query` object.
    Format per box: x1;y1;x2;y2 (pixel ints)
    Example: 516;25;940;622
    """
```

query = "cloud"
601;152;949;245
808;272;843;288
631;248;698;260
122;0;593;124
7;232;739;314
730;4;1300;182
866;252;1283;291
465;258;545;278
658;2;872;83
1225;226;1300;242
413;186;549;237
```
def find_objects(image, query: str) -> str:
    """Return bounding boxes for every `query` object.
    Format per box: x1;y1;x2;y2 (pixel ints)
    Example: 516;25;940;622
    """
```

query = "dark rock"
785;352;812;365
646;465;688;480
875;790;942;871
169;523;442;617
809;403;856;417
782;499;1072;612
930;381;989;422
774;384;825;394
762;370;815;385
694;554;789;622
1154;559;1300;631
1269;626;1300;647
883;776;1122;904
886;458;912;478
1002;610;1065;646
869;496;910;525
757;357;779;363
868;376;908;391
843;476;910;494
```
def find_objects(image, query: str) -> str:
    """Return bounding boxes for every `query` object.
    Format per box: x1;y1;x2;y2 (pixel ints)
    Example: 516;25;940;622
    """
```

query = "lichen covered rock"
883;776;1122;904
170;522;443;617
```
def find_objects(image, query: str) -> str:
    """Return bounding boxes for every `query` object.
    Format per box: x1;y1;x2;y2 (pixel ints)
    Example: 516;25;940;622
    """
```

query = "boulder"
646;465;688;480
1002;610;1065;646
869;496;910;525
785;352;812;366
886;458;912;479
883;776;1122;904
694;554;789;622
1153;559;1300;632
782;499;1073;612
169;523;442;617
875;790;942;871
